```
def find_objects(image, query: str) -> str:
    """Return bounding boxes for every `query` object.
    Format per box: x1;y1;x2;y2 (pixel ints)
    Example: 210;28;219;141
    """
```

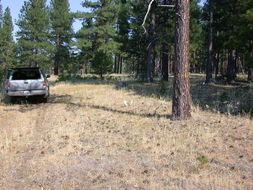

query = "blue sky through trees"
2;0;206;38
2;0;84;37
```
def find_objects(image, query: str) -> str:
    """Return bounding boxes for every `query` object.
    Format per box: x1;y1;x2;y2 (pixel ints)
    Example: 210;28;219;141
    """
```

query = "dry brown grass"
0;76;252;190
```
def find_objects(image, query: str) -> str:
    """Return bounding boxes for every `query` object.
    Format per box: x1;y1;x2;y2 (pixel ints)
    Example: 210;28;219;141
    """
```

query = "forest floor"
0;75;252;190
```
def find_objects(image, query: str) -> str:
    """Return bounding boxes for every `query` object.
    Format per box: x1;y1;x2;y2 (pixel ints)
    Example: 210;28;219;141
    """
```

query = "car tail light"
7;82;11;88
42;82;47;86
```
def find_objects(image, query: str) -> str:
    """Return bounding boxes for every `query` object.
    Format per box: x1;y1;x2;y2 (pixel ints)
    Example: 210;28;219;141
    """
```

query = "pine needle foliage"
16;0;52;69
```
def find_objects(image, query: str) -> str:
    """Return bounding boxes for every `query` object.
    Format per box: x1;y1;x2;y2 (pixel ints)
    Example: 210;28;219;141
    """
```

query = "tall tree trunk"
227;50;237;83
215;52;220;79
54;53;59;75
248;52;253;82
132;59;135;73
2;56;7;71
117;54;121;73
85;63;88;74
54;35;61;75
161;42;169;81
54;34;60;75
100;70;103;79
238;57;244;74
220;50;226;77
114;54;117;73
226;2;238;83
120;57;123;74
248;67;253;82
147;44;154;82
172;0;191;120
169;52;173;74
136;56;140;75
205;0;213;83
146;3;156;83
161;0;169;81
152;52;157;77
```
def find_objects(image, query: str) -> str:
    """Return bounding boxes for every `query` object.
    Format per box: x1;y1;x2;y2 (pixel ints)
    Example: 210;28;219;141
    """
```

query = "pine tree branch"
141;0;155;34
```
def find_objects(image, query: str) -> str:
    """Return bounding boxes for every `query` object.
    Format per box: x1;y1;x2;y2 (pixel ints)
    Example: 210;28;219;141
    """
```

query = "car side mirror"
46;75;51;78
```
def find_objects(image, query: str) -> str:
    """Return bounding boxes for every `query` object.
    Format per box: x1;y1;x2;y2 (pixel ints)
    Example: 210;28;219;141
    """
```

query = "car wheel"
40;95;48;103
8;96;16;104
42;97;48;103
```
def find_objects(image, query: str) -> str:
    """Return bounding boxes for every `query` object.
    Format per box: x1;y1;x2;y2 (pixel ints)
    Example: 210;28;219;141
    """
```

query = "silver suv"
5;67;50;102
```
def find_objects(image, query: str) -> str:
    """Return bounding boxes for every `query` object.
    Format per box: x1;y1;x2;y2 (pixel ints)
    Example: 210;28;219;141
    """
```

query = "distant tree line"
204;0;253;83
0;0;15;79
0;0;252;82
0;0;73;78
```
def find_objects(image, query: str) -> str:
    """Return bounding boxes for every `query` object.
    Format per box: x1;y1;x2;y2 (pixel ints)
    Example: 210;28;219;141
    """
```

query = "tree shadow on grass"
54;74;253;116
124;76;253;117
54;75;124;86
7;75;251;117
4;92;171;119
50;94;171;119
64;102;171;119
2;94;72;113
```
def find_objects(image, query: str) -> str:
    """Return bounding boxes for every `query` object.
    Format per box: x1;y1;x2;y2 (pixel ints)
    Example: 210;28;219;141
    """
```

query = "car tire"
8;96;16;104
40;94;48;103
42;97;48;103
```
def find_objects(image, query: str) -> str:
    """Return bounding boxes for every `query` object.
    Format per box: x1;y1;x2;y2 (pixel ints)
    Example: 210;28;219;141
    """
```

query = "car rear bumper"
7;89;49;97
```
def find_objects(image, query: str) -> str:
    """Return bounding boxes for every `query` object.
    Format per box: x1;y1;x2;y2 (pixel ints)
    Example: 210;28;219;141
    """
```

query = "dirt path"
0;82;252;190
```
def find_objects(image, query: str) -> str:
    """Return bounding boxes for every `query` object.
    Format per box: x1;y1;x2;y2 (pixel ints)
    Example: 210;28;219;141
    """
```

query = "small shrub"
220;92;229;102
91;51;113;79
158;79;166;95
134;73;146;82
197;155;208;165
234;89;243;98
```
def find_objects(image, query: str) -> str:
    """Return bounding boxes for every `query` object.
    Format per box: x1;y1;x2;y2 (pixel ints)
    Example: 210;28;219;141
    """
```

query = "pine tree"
204;0;253;83
0;0;3;55
128;0;148;76
172;0;191;120
160;0;170;81
76;0;120;77
0;0;3;28
50;0;73;75
205;0;213;83
92;50;113;78
238;0;253;81
115;0;130;74
17;0;52;69
0;7;14;72
146;1;156;83
153;1;176;81
75;17;95;73
189;0;204;73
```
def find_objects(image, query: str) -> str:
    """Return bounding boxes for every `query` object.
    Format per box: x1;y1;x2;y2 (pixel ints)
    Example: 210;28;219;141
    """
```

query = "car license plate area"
24;91;30;95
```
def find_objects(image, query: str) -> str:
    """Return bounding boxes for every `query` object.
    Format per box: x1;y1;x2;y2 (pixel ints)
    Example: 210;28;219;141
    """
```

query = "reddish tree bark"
54;34;60;75
227;50;237;83
161;0;169;81
248;67;253;82
172;0;191;120
146;2;156;83
206;0;213;83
